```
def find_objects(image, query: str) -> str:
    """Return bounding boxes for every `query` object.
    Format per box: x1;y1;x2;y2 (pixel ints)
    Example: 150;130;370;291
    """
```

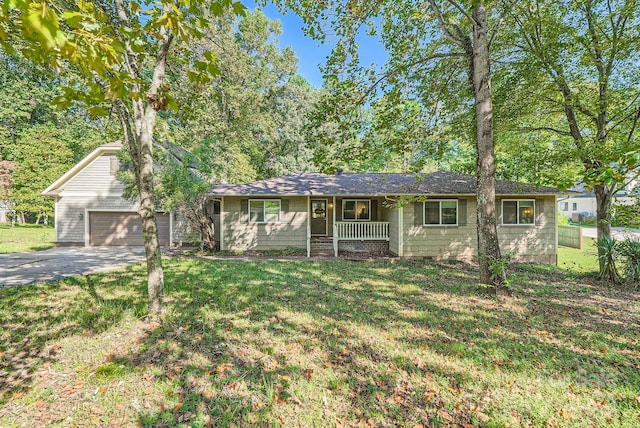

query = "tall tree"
0;1;246;318
281;0;509;289
497;0;640;276
11;125;75;223
170;10;314;183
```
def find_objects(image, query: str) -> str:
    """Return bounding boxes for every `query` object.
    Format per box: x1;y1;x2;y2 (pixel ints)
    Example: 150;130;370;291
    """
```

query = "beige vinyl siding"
388;207;400;256
222;196;308;251
402;198;477;260
61;154;126;196
497;195;557;264
172;213;198;245
401;196;557;263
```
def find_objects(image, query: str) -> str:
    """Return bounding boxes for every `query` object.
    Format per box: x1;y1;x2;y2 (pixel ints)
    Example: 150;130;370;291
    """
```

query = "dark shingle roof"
208;171;562;196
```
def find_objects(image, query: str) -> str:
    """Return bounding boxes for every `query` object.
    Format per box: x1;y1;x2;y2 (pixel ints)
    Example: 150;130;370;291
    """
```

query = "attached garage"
89;212;170;246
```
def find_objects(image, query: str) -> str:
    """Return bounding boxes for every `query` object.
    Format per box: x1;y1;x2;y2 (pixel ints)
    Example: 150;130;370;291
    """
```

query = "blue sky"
245;2;385;88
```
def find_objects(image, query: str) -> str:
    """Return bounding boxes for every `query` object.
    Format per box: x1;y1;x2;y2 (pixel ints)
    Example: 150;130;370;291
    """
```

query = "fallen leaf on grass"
559;408;572;419
35;400;45;408
303;368;314;380
144;387;153;395
475;412;490;422
203;389;214;399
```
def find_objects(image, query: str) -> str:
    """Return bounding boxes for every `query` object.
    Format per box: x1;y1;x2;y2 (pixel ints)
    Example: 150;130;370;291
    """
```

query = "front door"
310;199;327;236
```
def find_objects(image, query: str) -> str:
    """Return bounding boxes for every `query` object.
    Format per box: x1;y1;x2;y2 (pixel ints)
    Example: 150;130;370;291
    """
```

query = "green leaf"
232;2;246;17
88;106;110;117
60;11;84;28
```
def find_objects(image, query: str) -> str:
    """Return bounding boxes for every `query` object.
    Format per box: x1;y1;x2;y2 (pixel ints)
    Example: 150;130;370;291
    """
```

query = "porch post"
220;197;225;251
333;196;337;257
307;196;311;257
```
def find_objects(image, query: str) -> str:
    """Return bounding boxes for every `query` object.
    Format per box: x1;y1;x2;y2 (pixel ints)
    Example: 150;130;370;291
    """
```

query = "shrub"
618;239;640;287
557;212;570;226
596;237;621;283
612;202;640;229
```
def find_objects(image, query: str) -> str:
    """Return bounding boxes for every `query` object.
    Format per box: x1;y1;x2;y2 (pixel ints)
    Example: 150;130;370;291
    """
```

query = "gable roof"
41;142;123;197
208;171;563;197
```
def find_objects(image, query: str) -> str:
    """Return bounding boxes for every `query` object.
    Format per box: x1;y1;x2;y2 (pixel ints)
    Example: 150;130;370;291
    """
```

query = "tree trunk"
471;3;506;290
112;0;175;320
594;183;613;271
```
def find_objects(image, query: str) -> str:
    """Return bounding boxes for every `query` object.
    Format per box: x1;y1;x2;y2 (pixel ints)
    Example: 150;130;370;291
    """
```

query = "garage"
89;212;170;246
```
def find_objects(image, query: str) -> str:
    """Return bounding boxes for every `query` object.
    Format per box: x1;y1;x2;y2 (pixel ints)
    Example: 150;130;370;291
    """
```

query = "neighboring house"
41;142;192;246
558;180;639;221
209;171;562;264
0;200;11;223
0;159;15;223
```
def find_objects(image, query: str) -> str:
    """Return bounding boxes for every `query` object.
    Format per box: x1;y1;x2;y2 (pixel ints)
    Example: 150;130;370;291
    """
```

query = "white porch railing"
334;221;390;241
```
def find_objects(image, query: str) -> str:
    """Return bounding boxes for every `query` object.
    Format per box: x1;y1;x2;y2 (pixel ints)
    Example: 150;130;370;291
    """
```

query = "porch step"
311;243;334;248
310;237;334;257
310;250;335;257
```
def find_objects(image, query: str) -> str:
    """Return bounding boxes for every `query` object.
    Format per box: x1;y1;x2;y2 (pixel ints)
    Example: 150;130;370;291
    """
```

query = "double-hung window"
343;200;370;221
502;200;535;225
424;200;458;226
249;199;280;223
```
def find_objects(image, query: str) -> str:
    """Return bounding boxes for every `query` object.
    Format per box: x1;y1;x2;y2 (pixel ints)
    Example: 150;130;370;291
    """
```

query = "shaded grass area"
558;237;599;273
0;224;55;253
0;258;639;427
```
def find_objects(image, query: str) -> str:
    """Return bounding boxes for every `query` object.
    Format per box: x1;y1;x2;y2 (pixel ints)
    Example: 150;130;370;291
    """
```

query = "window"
561;202;568;211
424;200;458;226
502;200;535;225
343;200;370;221
572;202;577;211
249;199;280;223
212;200;221;215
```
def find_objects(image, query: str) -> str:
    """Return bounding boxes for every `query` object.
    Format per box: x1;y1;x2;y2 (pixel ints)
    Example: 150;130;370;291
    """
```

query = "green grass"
558;238;599;273
0;258;638;427
0;224;55;253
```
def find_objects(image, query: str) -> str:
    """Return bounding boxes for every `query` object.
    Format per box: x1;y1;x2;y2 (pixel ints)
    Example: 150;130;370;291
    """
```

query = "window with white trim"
249;199;280;223
502;199;535;225
343;199;371;221
424;200;458;226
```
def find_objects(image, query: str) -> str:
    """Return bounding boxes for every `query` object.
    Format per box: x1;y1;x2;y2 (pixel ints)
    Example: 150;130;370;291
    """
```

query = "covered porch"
307;196;392;257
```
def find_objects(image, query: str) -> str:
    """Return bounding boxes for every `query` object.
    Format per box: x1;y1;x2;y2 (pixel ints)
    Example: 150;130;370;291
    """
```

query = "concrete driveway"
0;247;146;287
581;226;640;241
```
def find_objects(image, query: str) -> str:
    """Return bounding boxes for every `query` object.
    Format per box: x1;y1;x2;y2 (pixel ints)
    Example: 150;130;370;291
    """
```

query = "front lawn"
0;224;55;253
558;238;599;273
0;258;638;427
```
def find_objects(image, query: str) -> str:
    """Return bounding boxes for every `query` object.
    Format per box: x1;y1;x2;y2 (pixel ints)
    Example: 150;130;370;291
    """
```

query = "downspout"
553;196;558;266
169;210;174;247
398;205;404;257
54;197;59;245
